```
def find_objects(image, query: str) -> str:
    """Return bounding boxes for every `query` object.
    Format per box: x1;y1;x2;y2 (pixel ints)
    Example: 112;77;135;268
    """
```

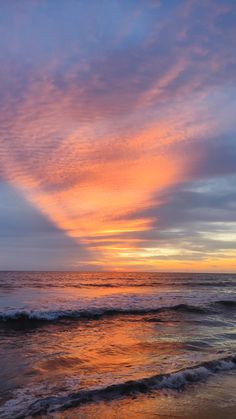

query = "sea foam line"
0;300;235;326
0;304;207;323
3;355;235;419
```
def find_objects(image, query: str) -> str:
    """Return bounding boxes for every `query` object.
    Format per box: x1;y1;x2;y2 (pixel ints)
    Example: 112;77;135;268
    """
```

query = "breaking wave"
0;299;235;327
0;304;208;325
1;355;235;419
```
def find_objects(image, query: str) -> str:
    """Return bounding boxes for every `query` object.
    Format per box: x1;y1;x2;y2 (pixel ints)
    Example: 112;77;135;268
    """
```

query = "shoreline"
48;370;236;419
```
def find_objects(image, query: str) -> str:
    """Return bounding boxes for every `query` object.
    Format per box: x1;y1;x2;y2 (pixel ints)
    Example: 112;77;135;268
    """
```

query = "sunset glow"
0;0;236;271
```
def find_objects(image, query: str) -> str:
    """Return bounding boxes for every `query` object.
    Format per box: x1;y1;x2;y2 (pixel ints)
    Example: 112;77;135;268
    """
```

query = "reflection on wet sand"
51;371;236;419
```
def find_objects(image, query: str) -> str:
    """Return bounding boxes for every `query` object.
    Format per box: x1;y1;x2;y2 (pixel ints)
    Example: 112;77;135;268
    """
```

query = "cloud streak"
0;0;236;270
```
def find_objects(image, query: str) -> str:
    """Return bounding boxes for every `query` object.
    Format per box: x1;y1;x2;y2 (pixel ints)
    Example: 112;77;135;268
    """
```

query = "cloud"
0;0;236;270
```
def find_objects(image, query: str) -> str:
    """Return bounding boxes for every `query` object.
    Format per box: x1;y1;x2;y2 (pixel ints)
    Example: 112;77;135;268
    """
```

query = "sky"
0;0;236;272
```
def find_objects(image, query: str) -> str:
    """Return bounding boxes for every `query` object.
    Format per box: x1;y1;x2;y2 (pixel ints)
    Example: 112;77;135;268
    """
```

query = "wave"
2;280;234;291
0;299;235;327
214;300;236;308
0;303;209;325
4;355;236;419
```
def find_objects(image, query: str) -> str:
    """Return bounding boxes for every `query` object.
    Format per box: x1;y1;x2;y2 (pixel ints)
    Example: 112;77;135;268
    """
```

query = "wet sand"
47;370;236;419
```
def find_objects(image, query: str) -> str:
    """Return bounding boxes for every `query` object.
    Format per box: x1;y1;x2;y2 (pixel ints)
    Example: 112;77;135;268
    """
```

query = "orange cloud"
0;57;234;270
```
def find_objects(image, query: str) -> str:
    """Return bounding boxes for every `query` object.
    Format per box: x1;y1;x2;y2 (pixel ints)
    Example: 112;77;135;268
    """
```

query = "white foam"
0;356;235;419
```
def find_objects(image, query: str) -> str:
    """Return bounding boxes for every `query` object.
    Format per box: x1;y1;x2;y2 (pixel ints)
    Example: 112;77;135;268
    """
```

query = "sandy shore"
42;370;236;419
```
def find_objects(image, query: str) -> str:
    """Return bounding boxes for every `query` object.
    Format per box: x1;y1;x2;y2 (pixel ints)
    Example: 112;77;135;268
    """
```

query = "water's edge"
9;355;236;418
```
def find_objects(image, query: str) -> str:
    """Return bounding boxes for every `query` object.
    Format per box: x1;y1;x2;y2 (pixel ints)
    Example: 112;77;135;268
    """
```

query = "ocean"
0;271;235;418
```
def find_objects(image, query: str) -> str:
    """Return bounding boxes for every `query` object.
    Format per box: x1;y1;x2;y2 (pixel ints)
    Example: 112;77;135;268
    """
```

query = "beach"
50;370;236;419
